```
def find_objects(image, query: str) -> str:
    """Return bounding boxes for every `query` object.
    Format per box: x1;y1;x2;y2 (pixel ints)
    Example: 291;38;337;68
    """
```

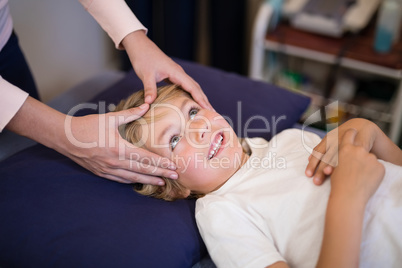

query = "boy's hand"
329;129;385;204
305;118;378;185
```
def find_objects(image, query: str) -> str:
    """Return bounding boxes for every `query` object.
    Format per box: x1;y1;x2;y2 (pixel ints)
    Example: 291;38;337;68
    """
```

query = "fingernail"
168;164;177;170
314;177;320;184
306;170;312;177
158;181;165;186
170;173;178;180
145;95;152;103
139;103;147;109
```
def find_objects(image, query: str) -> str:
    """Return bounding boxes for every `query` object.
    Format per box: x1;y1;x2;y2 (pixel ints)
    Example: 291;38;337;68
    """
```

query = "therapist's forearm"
6;96;68;153
121;29;149;52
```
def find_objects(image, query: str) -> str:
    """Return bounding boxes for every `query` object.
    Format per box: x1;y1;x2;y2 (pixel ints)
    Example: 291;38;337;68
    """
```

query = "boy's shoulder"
242;129;303;146
196;194;230;215
274;128;321;140
244;128;322;153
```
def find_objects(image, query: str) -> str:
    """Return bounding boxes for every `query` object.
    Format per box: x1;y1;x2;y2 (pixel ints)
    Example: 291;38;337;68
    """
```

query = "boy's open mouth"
208;132;224;160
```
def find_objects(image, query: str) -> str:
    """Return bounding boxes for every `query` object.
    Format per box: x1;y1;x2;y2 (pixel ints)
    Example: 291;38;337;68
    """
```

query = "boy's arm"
317;197;365;267
266;130;384;268
370;122;402;165
306;118;401;185
268;146;379;268
316;130;385;268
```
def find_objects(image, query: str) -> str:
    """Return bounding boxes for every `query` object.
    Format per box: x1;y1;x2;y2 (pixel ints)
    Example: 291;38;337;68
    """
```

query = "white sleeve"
79;0;147;49
196;200;286;268
0;77;29;132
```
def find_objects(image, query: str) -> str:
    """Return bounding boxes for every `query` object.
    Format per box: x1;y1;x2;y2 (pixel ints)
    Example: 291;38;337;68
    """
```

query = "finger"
340;128;357;147
305;153;321;177
168;72;214;111
182;82;213;110
101;170;166;186
101;173;135;184
323;165;333;175
312;161;329;185
195;92;214;111
101;150;178;181
127;158;179;180
354;130;373;152
320;145;338;167
311;143;338;184
192;92;214;111
310;146;325;160
123;143;177;171
305;142;325;177
114;103;149;125
143;76;158;104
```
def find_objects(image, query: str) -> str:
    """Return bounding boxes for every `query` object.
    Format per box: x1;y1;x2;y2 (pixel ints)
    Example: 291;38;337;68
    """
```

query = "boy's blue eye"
170;135;181;150
189;107;199;119
169;107;199;151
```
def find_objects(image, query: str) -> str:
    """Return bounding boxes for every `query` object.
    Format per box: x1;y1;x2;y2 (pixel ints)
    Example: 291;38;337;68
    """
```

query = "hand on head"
122;30;213;111
63;103;179;185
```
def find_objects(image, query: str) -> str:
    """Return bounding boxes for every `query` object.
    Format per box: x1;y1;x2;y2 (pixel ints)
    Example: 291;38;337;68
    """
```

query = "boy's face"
140;95;246;195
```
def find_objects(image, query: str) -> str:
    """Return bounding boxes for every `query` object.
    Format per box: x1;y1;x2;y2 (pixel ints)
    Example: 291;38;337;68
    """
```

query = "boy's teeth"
208;134;223;159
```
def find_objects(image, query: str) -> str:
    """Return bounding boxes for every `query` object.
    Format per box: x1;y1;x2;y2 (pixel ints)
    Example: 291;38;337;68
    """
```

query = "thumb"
113;103;149;126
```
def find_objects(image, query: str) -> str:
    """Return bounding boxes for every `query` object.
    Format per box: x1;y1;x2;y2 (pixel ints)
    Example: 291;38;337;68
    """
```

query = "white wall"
9;0;119;102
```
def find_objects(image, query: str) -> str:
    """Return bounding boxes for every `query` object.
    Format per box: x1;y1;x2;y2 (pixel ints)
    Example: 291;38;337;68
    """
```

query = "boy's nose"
188;120;209;144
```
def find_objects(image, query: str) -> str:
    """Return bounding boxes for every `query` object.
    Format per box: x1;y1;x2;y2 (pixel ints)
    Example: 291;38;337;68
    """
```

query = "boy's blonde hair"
116;84;195;201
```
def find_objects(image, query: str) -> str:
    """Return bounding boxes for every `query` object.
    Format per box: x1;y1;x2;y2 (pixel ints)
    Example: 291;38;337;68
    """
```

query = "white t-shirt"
196;129;402;268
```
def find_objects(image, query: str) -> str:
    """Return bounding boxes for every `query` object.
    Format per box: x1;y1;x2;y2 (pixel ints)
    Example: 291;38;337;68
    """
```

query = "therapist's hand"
63;103;178;185
121;30;213;110
7;97;178;185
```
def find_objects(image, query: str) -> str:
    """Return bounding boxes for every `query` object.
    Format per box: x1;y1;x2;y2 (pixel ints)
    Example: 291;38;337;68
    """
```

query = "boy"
116;85;402;268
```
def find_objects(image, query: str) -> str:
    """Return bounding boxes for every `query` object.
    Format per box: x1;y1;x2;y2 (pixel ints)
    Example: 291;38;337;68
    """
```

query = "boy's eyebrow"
157;98;192;144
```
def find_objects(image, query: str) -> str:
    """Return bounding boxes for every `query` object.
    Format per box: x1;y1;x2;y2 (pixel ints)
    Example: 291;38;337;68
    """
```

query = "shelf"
264;40;402;79
249;8;402;144
265;21;402;76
